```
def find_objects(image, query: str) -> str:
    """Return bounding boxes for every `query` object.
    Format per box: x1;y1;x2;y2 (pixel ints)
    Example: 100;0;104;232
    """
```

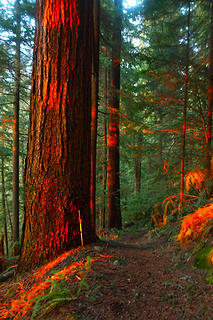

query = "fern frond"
38;296;74;319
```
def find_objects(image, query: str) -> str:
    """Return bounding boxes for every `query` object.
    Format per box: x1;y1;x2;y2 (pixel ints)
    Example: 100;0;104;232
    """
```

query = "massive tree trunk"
12;0;21;256
19;0;95;271
107;0;122;229
91;0;100;233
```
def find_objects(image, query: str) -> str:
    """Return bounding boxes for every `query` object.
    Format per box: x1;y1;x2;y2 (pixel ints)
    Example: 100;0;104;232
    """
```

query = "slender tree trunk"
180;0;190;206
91;0;100;234
207;0;213;179
134;158;141;195
19;0;95;271
21;146;25;187
12;0;21;255
1;157;9;257
158;112;163;163
6;195;13;235
0;234;5;272
107;0;122;229
134;136;142;195
102;48;108;229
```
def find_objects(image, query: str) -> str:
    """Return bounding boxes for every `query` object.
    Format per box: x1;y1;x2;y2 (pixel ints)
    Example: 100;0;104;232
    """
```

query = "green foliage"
75;256;91;296
0;0;34;251
206;270;213;284
96;0;213;234
20;0;36;18
31;256;92;320
194;191;208;210
194;246;213;270
30;277;73;320
192;239;205;255
121;168;174;227
150;215;179;239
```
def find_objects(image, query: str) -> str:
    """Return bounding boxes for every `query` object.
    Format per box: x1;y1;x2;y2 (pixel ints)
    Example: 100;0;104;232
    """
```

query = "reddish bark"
19;0;95;271
107;0;122;229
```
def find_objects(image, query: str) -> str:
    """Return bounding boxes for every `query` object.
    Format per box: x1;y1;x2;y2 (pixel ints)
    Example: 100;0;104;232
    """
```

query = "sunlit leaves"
185;168;207;194
177;203;213;243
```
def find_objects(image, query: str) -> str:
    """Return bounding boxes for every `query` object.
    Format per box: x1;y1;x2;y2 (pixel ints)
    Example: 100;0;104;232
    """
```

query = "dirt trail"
68;230;213;320
0;229;212;320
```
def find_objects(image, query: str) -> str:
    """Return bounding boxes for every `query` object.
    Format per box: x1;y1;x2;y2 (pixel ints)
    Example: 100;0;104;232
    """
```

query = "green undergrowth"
31;256;92;320
194;246;213;269
147;213;213;284
206;270;213;284
149;215;180;241
194;246;213;284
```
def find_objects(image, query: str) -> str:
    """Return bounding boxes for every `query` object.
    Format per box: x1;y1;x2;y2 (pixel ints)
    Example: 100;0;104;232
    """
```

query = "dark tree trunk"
207;0;213;179
0;235;5;272
19;0;95;271
180;0;190;206
1;157;9;257
158;112;163;163
134;158;141;195
12;0;21;256
107;0;122;229
91;0;100;233
102;48;108;229
134;135;142;195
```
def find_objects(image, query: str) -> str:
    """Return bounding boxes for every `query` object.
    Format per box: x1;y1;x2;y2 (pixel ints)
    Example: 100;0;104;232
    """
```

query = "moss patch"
194;246;213;269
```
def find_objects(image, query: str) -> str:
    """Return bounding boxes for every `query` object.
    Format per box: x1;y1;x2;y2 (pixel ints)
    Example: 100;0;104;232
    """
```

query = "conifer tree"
107;0;122;229
19;0;95;271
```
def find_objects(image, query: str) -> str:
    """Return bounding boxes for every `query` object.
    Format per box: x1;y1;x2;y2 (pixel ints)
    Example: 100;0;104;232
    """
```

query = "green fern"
192;239;204;255
76;256;91;296
30;280;72;320
30;256;92;320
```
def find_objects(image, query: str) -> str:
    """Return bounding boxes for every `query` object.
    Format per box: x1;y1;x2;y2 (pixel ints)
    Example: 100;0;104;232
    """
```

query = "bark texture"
134;158;141;195
1;157;8;257
207;0;213;178
19;0;95;271
91;0;100;233
101;49;108;229
107;0;122;229
12;0;21;255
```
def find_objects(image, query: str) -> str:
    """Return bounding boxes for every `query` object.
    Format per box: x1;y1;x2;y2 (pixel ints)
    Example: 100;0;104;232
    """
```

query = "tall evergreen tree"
180;0;191;206
19;0;95;271
91;0;100;233
12;0;21;255
107;0;122;229
207;0;213;179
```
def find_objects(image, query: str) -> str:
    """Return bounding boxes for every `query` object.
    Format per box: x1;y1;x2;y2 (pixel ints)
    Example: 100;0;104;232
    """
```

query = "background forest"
0;0;212;258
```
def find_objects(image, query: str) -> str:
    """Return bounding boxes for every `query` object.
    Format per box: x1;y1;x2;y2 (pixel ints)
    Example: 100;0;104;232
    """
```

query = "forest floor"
0;226;212;320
